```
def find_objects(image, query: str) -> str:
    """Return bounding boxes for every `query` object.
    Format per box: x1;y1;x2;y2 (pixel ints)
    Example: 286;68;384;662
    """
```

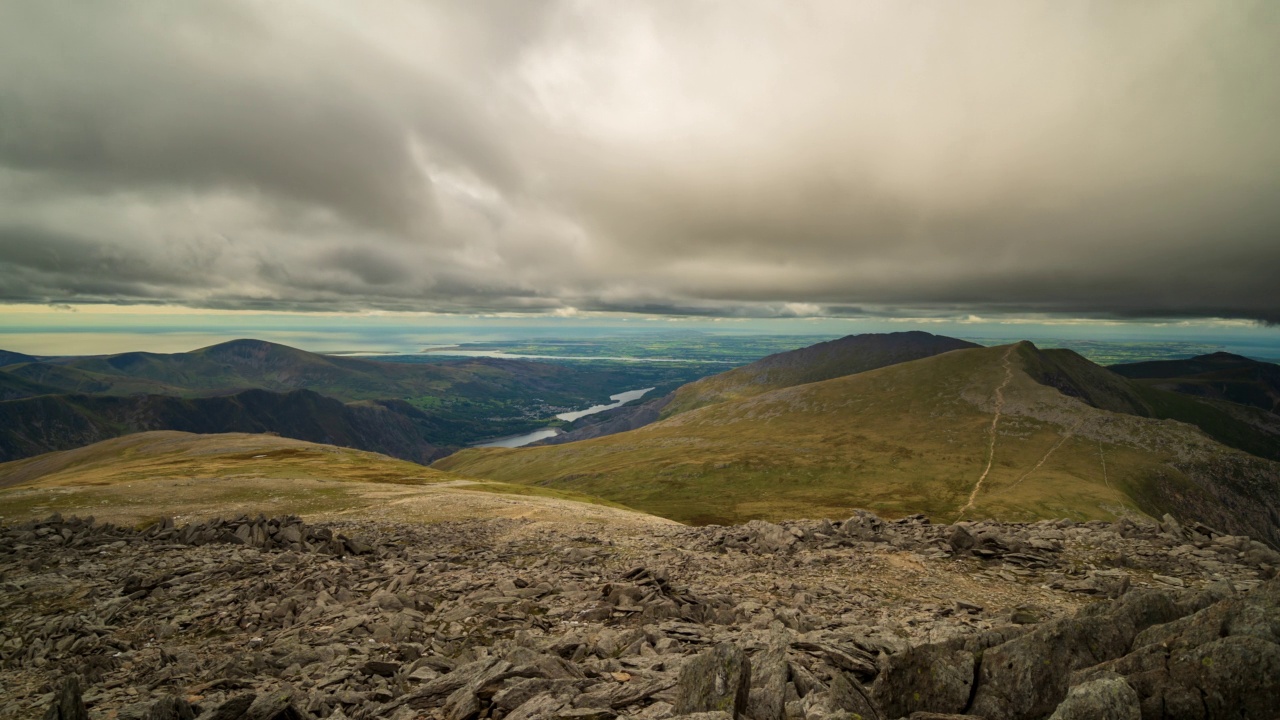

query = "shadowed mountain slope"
662;331;980;417
437;342;1280;546
0;349;38;367
0;372;59;402
0;389;450;464
1110;352;1280;415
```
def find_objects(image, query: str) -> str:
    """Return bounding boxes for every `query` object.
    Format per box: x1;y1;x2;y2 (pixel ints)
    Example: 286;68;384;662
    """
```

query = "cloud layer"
1;1;1278;321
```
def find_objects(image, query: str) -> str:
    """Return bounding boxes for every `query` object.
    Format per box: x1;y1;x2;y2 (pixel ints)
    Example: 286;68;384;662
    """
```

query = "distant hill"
0;338;714;452
0;349;38;367
1110;352;1280;415
0;338;629;402
437;342;1280;546
662;331;980;417
0;389;450;464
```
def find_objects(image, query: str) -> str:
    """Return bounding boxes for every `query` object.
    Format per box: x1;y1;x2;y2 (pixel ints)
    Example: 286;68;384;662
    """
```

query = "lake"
473;387;655;448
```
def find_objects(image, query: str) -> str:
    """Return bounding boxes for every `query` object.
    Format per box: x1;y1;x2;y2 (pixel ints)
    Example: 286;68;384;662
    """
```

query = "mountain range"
3;332;1278;547
0;339;710;462
437;337;1280;545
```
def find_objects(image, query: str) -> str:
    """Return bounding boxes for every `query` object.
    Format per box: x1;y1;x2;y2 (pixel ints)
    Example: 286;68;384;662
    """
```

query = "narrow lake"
473;387;655;448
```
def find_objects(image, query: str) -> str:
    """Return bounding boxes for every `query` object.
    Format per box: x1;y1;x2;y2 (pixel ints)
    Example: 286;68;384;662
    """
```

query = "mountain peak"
662;331;981;416
195;338;300;355
1193;351;1255;364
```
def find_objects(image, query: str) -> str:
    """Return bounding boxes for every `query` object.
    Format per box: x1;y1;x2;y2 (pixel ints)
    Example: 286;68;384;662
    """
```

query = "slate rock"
745;635;788;720
674;643;752;717
43;676;88;720
243;691;309;720
200;694;256;720
968;588;1186;720
1046;673;1139;720
870;642;974;717
147;696;197;720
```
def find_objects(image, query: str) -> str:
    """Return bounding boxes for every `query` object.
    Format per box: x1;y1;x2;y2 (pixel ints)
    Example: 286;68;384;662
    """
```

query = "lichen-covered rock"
674;643;752;717
968;589;1191;720
746;633;789;720
1047;673;1139;720
1066;578;1280;719
870;642;974;718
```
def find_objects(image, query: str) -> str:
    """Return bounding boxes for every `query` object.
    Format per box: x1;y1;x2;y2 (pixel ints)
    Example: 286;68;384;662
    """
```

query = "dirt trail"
955;346;1014;521
1099;440;1109;488
1003;419;1084;492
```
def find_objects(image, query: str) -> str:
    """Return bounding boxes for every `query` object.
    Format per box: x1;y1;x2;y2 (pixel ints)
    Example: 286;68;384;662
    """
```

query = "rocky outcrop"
3;511;1276;719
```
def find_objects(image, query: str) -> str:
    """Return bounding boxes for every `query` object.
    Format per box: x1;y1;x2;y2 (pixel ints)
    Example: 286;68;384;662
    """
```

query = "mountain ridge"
437;341;1280;546
662;331;981;417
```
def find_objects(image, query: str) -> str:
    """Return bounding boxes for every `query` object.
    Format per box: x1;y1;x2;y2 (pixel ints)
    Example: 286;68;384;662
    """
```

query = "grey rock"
968;588;1187;720
243;691;309;720
147;696;196;720
199;694;256;720
674;643;752;717
745;634;789;720
1047;673;1139;720
870;642;974;717
43;676;88;720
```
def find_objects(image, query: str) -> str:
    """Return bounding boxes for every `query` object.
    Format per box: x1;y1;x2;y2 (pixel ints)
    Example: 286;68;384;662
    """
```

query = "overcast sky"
1;1;1278;324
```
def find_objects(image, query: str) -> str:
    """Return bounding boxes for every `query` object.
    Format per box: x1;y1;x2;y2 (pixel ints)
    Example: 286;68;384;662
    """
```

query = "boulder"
1046;673;1140;720
967;589;1187;720
674;643;752;717
870;642;974;717
745;634;789;720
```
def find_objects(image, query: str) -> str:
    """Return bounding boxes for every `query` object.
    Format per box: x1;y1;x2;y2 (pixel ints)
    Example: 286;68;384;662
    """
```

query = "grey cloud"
0;1;1277;322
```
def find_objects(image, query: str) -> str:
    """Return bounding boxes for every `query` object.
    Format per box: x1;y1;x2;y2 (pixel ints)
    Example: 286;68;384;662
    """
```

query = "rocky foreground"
3;511;1279;720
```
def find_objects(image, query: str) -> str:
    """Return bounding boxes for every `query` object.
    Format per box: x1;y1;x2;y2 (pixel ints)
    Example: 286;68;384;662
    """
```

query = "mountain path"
955;346;1014;521
1003;419;1084;492
1099;440;1109;488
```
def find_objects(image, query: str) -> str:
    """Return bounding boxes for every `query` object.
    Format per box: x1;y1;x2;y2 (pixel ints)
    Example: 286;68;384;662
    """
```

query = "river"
473;387;655;448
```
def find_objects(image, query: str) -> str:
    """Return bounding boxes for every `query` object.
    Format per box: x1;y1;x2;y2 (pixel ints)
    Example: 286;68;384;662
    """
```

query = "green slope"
436;343;1280;546
0;431;641;526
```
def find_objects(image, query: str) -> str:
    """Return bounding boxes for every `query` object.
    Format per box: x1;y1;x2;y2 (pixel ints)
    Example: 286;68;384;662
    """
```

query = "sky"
1;1;1278;349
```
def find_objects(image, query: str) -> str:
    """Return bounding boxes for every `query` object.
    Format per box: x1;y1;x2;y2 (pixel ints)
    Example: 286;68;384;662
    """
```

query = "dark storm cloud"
1;1;1278;322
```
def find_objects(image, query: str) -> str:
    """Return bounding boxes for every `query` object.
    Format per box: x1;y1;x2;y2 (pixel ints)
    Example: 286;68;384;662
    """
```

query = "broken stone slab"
197;694;256;720
146;696;196;720
967;588;1201;720
673;642;751;717
43;676;88;720
1046;672;1140;720
870;642;974;718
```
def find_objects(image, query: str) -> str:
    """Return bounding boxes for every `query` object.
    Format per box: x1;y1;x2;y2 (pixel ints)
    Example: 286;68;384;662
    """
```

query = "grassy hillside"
437;343;1280;546
0;373;59;402
662;331;979;416
0;431;651;527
